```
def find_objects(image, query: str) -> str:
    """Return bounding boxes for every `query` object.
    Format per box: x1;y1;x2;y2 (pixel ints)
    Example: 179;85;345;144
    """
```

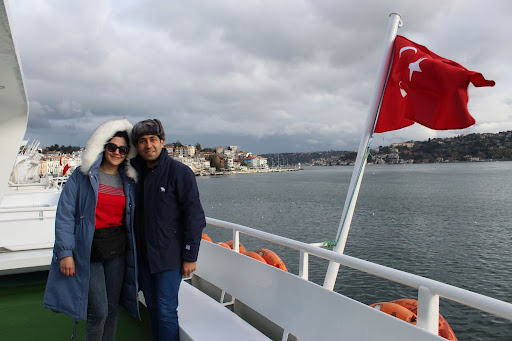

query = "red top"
95;184;126;229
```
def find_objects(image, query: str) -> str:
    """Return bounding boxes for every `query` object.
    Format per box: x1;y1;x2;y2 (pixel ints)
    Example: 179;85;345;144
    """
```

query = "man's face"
136;134;164;165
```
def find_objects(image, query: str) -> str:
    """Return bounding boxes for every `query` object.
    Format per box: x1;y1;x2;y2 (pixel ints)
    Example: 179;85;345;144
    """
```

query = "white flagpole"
323;13;402;290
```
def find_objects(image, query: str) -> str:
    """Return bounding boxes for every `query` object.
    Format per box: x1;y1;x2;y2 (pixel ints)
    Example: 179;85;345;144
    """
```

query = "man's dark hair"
131;119;166;144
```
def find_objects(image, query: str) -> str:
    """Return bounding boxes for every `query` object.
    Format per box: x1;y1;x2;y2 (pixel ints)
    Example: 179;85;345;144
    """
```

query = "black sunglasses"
105;143;129;155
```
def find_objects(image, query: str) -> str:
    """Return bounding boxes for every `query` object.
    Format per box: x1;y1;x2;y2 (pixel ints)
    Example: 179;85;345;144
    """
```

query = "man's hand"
182;261;196;277
60;256;75;277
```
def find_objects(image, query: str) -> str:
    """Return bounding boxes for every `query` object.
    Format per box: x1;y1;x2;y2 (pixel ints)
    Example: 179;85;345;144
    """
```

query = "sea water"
197;162;512;341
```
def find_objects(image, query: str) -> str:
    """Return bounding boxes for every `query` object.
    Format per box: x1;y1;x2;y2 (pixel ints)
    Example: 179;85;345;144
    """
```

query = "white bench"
191;241;445;341
178;280;270;341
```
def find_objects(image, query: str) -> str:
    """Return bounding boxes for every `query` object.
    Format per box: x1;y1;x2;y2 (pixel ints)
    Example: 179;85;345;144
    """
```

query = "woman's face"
103;136;128;168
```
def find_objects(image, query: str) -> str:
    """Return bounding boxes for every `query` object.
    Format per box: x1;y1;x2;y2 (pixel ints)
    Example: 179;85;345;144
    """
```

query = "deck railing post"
233;230;240;252
299;250;309;280
417;285;439;334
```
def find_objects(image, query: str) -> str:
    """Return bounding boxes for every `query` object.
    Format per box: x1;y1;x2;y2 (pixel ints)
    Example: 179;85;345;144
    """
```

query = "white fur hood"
80;118;138;181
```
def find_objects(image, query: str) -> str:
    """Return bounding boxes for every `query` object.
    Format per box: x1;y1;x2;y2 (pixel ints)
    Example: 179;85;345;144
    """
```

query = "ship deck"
0;271;152;340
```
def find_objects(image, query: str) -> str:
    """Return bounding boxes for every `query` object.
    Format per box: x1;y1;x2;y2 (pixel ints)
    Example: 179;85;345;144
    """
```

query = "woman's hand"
60;256;75;277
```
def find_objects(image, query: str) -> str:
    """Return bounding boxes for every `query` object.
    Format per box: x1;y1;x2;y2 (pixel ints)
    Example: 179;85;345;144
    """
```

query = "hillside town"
19;130;512;183
32;143;298;179
263;131;512;166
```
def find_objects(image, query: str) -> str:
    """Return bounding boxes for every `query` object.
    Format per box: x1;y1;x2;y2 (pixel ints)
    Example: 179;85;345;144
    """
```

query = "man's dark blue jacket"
132;150;206;274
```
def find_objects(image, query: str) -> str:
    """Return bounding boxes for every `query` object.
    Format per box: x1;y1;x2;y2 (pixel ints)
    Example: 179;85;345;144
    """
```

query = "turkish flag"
375;35;495;133
63;164;70;176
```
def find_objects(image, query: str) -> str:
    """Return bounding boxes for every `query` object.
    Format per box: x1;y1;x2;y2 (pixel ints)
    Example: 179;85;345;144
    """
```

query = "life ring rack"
201;234;288;272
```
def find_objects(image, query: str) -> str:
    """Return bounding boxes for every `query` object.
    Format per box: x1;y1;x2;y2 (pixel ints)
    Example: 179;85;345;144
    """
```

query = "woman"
44;118;140;341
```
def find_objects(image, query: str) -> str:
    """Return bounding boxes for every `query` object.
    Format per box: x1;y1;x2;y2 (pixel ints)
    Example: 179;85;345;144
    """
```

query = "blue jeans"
86;256;125;341
138;254;182;341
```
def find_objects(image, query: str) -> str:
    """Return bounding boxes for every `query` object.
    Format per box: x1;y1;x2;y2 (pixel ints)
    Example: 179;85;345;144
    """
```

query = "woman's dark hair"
110;131;130;146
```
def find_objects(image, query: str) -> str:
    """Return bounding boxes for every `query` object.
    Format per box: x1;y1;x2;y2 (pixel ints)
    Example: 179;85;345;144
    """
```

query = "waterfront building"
46;157;60;175
244;156;268;169
174;155;212;174
174;145;196;157
391;142;415;148
226;157;234;170
39;159;48;177
186;145;196;156
37;151;82;177
176;155;196;171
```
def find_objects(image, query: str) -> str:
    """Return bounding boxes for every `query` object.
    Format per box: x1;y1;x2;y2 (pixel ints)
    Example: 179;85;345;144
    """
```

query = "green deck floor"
0;271;152;340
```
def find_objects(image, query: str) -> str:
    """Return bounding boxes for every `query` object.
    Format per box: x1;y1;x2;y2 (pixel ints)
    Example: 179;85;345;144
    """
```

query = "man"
131;119;206;340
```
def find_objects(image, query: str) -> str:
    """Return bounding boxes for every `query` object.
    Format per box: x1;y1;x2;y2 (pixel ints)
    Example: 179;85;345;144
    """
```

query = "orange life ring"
225;240;247;253
243;251;267;263
201;233;212;242
370;302;417;323
391;298;417;312
216;242;231;249
390;299;457;341
255;248;288;272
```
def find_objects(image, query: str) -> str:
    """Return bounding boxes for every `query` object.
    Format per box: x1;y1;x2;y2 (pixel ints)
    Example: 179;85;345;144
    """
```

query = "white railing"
8;182;49;188
0;206;56;222
206;217;512;336
0;206;56;213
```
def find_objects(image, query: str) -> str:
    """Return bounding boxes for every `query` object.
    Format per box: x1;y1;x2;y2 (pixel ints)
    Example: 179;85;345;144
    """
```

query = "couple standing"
43;118;206;341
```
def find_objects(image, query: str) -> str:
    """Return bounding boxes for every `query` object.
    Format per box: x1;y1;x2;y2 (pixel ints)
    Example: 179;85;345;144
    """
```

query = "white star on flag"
408;57;427;81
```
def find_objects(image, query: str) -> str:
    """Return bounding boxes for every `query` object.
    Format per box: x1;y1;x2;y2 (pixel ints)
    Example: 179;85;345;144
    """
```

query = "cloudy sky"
7;0;512;154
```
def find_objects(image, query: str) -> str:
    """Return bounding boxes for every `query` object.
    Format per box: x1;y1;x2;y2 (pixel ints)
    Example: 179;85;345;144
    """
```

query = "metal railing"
206;217;512;336
0;206;56;222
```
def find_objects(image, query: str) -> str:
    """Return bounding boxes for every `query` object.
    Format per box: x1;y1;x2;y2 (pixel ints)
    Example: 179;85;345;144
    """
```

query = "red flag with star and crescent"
374;35;495;133
62;164;70;176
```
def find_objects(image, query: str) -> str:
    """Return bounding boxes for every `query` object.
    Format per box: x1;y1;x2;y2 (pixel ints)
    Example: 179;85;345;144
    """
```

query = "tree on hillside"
379;146;391;154
46;144;60;151
44;144;81;153
209;154;223;171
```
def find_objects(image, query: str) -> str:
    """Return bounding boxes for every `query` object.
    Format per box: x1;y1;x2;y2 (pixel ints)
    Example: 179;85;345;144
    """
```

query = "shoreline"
196;168;303;176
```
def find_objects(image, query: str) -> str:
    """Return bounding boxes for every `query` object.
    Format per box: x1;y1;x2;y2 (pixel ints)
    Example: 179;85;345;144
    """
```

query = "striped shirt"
95;170;126;229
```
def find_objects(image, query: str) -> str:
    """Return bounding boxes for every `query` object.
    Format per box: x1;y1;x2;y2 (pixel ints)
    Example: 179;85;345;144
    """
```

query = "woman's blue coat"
43;155;140;321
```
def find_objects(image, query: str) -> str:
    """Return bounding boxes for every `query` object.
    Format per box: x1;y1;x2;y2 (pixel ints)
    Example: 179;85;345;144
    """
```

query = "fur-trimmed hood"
80;118;138;181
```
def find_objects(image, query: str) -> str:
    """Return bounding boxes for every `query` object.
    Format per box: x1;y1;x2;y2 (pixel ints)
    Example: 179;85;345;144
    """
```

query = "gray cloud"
9;0;512;154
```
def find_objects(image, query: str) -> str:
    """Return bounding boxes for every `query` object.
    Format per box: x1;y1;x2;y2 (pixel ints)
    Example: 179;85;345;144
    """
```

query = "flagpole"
323;13;402;290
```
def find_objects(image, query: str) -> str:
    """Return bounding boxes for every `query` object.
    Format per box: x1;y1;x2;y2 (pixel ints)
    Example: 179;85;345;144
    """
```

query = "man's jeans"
86;255;125;341
139;254;182;341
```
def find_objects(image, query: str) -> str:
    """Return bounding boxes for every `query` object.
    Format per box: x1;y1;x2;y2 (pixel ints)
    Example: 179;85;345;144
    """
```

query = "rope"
322;240;337;248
